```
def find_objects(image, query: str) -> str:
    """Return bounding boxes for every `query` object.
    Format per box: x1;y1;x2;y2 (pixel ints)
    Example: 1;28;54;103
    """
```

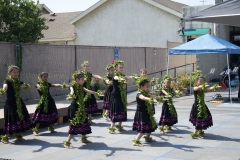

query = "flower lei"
83;71;92;101
105;64;114;71
115;72;127;111
113;60;124;68
163;86;177;117
37;77;49;113
103;74;113;86
0;88;6;95
6;76;24;121
212;84;218;92
69;81;88;125
196;83;208;118
139;89;157;129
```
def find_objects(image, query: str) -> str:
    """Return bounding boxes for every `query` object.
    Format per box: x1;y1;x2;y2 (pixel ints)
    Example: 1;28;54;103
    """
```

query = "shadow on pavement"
38;131;67;137
204;133;240;142
12;139;64;152
146;141;202;152
78;142;141;157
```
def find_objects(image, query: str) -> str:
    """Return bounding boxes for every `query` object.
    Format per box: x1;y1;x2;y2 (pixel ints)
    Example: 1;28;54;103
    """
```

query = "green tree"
0;0;48;43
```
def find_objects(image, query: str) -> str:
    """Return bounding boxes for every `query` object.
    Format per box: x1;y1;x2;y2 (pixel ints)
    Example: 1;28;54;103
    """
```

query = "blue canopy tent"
168;34;240;102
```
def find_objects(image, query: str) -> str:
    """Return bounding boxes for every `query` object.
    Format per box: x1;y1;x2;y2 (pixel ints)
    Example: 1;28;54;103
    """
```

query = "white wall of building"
183;5;214;30
74;0;183;48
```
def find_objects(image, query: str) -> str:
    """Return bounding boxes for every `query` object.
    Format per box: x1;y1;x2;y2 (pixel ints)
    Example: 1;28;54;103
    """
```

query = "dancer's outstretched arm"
139;94;157;103
0;84;8;95
92;74;103;80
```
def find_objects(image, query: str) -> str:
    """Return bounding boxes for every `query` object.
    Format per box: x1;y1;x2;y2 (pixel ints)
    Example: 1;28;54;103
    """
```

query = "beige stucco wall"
74;0;183;48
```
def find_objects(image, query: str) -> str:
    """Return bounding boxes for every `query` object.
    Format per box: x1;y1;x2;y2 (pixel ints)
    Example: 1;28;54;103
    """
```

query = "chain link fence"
0;42;193;104
0;43;16;106
20;44;76;101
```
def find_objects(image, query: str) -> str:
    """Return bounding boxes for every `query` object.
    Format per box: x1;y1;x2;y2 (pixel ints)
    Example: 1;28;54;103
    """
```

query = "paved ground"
0;90;240;160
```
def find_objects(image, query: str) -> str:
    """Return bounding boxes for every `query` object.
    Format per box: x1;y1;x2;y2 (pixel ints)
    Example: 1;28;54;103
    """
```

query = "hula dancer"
132;77;157;146
108;60;132;133
140;69;147;77
132;69;148;81
32;72;69;136
64;73;101;148
91;77;100;92
102;63;114;120
190;76;221;139
158;78;180;133
80;61;102;123
0;65;31;144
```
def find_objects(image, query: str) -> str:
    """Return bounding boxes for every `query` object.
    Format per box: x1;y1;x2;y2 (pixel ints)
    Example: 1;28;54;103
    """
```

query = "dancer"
32;72;69;136
64;73;101;148
0;65;31;144
140;69;147;77
132;77;157;146
91;77;100;92
158;78;179;133
108;60;133;133
132;69;148;80
80;61;102;123
102;63;114;120
189;76;221;139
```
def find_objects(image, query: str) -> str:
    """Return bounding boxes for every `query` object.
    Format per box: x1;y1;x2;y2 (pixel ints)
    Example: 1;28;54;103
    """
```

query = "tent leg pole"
190;55;193;95
227;54;232;103
167;54;170;75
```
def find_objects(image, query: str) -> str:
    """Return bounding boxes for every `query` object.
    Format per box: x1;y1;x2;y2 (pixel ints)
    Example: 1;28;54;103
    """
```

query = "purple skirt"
189;103;213;130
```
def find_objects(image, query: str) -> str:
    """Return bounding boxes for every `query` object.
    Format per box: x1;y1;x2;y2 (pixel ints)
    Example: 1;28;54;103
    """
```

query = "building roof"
40;0;187;42
38;4;53;14
39;11;82;42
153;0;187;13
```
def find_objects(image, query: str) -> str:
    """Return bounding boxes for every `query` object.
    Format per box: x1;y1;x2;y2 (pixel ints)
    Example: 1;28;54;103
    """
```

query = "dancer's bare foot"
63;141;73;149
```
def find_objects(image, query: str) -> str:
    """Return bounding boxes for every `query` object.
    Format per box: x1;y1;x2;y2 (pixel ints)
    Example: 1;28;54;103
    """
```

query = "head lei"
38;72;48;82
113;60;124;68
81;60;89;67
161;75;172;82
74;72;85;80
105;64;114;71
8;65;20;74
137;77;149;88
195;75;205;81
140;69;147;72
39;72;48;77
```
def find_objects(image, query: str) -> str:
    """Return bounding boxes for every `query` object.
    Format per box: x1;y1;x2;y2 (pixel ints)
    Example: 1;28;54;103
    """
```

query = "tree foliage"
0;0;48;43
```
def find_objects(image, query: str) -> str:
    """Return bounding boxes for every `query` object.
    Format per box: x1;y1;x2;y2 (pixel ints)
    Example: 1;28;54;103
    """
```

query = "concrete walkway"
0;91;239;160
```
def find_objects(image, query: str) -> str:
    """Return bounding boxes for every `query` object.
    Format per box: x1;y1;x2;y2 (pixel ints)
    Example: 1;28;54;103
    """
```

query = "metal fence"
0;42;191;102
148;63;195;79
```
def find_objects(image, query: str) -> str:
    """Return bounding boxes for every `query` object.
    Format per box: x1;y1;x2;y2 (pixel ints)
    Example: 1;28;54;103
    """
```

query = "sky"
36;0;215;13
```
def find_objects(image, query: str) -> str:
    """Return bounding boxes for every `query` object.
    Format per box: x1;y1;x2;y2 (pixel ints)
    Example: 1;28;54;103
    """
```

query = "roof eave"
40;4;53;13
143;0;183;18
70;0;182;24
70;0;108;24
